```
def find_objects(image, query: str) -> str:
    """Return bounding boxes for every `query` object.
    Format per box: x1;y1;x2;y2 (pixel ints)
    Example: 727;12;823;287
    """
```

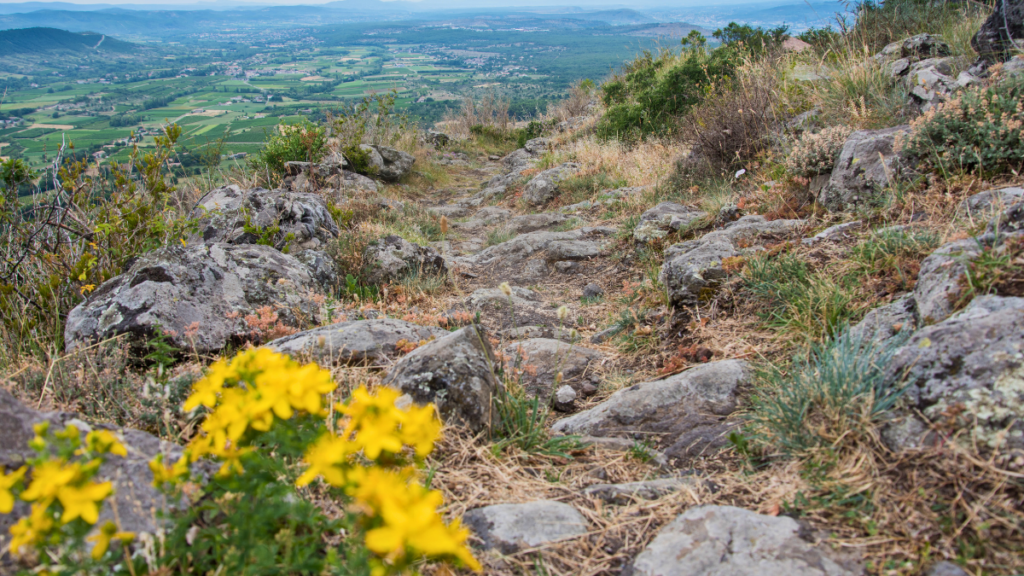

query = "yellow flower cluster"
181;347;336;477
296;385;477;573
4;423;134;560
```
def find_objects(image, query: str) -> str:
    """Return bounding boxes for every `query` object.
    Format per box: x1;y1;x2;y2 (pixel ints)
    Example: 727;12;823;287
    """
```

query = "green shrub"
712;23;789;56
749;326;910;454
900;75;1024;177
597;43;738;140
250;119;327;176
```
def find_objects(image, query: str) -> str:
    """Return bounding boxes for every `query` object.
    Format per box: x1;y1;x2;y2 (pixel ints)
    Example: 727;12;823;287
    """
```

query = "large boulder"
552;360;749;461
884;296;1024;452
630;505;860;576
65;243;323;353
191;185;340;252
660;216;803;308
382;324;501;433
522;163;579;206
819;126;911;212
463;501;588;553
972;0;1024;61
0;389;187;541
363;235;447;285
502;339;603;398
633;202;705;243
372;145;416;182
267;319;447;365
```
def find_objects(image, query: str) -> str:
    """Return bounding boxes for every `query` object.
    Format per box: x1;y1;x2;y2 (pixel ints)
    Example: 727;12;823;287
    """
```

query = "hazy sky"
0;0;791;6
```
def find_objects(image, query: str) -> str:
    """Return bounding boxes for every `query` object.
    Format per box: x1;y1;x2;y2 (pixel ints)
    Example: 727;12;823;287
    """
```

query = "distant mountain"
0;26;135;55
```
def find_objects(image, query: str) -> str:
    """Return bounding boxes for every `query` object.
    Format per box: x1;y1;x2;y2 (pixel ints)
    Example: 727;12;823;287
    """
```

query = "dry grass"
546;135;680;190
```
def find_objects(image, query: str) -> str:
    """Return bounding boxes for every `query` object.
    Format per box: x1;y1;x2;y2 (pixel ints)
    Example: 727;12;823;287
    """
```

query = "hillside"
0;26;134;56
0;0;1023;575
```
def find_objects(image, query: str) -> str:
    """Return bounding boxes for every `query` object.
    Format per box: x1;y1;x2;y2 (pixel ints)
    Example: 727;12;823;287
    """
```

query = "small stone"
925;561;970;576
553;385;577;412
582;283;604;299
463;501;588;553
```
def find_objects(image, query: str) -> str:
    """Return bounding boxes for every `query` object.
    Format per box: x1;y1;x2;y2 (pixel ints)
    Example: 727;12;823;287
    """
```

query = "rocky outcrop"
906;58;960;112
463;501;588;553
522;163;580;206
633;202;705;243
65;243;323;353
0;389;188;539
629;505;860;575
972;0;1024;61
456;227;615;284
383;324;501;433
372;145;416;182
660;216;803;308
503;339;603;398
451;287;564;340
363;235;447;285
960;186;1024;219
819;126;911;212
875;33;952;63
552;360;749;462
884;296;1024;452
486;138;549;189
913;238;983;324
191;185;340;252
267;318;447;365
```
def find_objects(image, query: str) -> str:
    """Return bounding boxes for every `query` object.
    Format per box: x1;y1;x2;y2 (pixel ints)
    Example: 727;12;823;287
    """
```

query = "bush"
712;23;789;56
2;348;482;576
749;327;910;454
899;75;1024;177
597;44;738;141
249;119;328;177
785;125;854;177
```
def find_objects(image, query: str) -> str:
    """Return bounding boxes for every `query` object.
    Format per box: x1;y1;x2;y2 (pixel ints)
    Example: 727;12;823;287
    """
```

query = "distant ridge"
0;26;135;56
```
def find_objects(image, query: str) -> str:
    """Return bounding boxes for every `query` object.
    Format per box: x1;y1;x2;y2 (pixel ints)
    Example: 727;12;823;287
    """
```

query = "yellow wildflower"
0;466;26;513
88;521;135;560
295;433;356;487
9;503;55;556
20;460;80;503
57;480;112;524
397;404;441;458
148;454;190;487
84;430;127;457
80;284;96;296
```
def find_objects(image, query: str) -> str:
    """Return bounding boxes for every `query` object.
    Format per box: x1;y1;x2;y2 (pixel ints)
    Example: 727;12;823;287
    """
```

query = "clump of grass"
749;326;910;455
492;385;581;458
850;228;940;277
744;253;861;340
399;265;448;296
485;226;517;247
553;216;584;232
956;235;1024;309
556;172;627;206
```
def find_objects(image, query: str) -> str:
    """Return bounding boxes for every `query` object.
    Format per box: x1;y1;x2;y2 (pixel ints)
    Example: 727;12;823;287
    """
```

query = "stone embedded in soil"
508;212;568;233
801;220;863;246
884;295;1024;452
64;243;324;354
502;338;604;399
522;163;580;206
454;227;615;284
553;384;577;412
847;294;918;347
925;561;971;576
819;126;912;213
633;202;705;243
629;505;861;576
913;238;982;324
583;478;695;504
453;286;563;338
382;324;501;434
267;319;447;365
960;187;1024;219
551;360;749;462
582;283;604;299
0;389;190;539
463;500;588;553
362;235;447;285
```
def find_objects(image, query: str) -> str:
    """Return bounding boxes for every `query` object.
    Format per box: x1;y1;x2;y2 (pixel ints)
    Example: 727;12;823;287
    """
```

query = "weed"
486;226;517;247
627;439;655;463
851;228;940;290
492;385;582;458
398;265;447;296
956;235;1024;308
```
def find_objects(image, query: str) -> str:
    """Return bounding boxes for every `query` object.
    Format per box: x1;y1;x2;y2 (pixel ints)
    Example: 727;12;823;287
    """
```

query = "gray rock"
429;205;469;218
295;249;339;288
267;318;447;365
1004;54;1024;74
971;0;1024;61
907;58;959;111
582;283;604;299
523;163;580;206
551;360;748;461
884;296;1024;451
383;324;501;433
633;202;705;243
583;478;694;504
523;137;550;155
455;227;615;283
65;243;323;354
848;294;919;346
363;235;447;285
959;187;1024;219
590;325;624;344
327;170;378;193
358;144;385;175
630;505;860;576
0;389;188;539
427;130;450;148
820;126;911;212
555;261;580;273
463;501;588;553
372;145;416;182
876;33;951;62
503;339;604;398
925;561;970;576
880;414;936;452
191;185;340;252
546;239;602;261
553;385;577;412
988;201;1024;237
509;212;568;233
914;238;982;324
802;221;863;246
456;287;560;339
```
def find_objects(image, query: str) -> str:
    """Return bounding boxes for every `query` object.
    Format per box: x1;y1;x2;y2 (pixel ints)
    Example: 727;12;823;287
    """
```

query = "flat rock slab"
267;319;448;365
630;505;861;575
552;360;748;462
503;339;604;398
464;500;588;553
584;478;695;504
